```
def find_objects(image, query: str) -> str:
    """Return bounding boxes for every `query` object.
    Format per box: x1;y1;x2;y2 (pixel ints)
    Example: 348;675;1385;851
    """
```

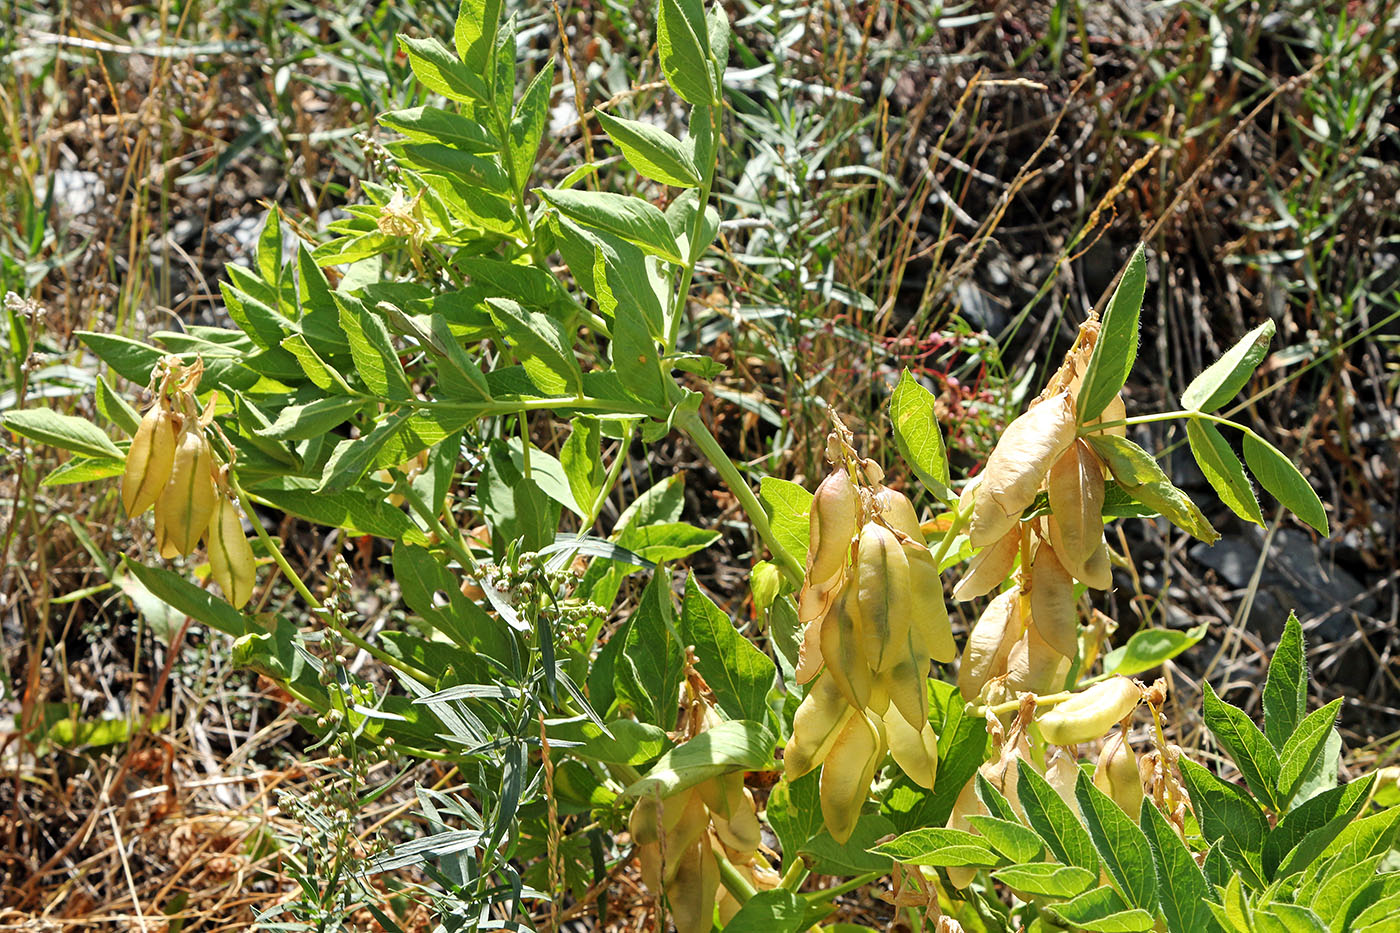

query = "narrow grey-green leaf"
1179;758;1268;874
1182;319;1276;412
1188;419;1264;525
1242;433;1329;535
485;298;582;396
967;816;1044;864
398;35;490;103
507;60;553;191
1102;623;1207;677
992;862;1096;899
454;0;503;72
259;396;365;441
96;375;140;435
869;828;1002;867
1077;243;1146;422
378;106;497;152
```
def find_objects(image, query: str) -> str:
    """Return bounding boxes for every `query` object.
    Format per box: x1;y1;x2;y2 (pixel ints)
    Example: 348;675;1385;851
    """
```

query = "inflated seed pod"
957;587;1027;701
807;467;860;585
904;537;955;663
969;392;1077;548
883;704;939;790
1028;541;1078;659
877;652;926;730
873;485;924;544
945;779;986;889
1045;746;1081;813
1037;676;1142;746
1093;730;1145;820
1047;515;1113;590
1003;624;1070;697
206;493;256;608
1047;439;1106;569
856;521;913;673
821;588;874;710
667;839;719;933
154;424;217;558
698;774;761;853
819;710;883;844
953;526;1020;601
784;672;856;781
122;406;178;517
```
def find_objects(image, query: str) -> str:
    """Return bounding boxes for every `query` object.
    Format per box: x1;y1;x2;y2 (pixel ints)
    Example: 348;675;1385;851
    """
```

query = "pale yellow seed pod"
1094;730;1145;820
957;587;1027;701
785;672;856;782
1047;515;1113;590
1045;746;1081;813
155;425;217;559
820;588;873;710
698;774;761;854
883;703;939;790
207;494;256;608
857;521;913;673
794;576;840;684
666;839;719;933
1095;393;1128;437
1029;541;1078;658
1003;624;1070;697
945;778;986;889
1038;676;1142;746
819;710;884;844
122;407;178;517
980;728;1033;821
904;538;955;663
953;526;1020;601
1047;439;1106;569
877;653;927;731
969;392;1077;548
808;467;860;585
873;485;924;544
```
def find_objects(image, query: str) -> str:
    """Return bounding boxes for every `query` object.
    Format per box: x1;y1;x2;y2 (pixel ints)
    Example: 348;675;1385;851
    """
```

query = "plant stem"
674;408;805;587
805;869;886;904
232;475;432;685
714;846;759;903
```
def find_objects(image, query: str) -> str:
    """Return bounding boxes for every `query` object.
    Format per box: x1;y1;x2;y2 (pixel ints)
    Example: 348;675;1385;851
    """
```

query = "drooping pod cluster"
787;433;955;843
630;696;776;933
954;321;1126;704
120;358;257;608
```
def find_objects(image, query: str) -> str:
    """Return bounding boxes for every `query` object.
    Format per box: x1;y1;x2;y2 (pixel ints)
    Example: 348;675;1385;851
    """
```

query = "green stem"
805;869;886;904
930;499;969;568
666;103;718;354
232;476;433;686
1084;409;1256;439
714;847;759;903
778;857;809;892
674;408;805;587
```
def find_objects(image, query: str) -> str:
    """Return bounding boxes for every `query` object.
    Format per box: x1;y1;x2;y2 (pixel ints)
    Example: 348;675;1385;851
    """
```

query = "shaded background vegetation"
2;0;1397;928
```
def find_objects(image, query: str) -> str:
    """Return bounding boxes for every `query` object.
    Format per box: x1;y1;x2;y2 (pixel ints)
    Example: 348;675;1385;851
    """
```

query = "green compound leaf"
1077;243;1146;422
1242;432;1329;536
1182;319;1275;413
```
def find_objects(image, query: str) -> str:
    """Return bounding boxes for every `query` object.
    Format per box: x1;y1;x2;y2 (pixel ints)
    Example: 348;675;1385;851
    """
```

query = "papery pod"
820;588;874;709
1094;393;1127;437
155;425;217;559
1037;676;1141;746
1046;439;1105;569
794;577;840;684
980;730;1032;822
667;839;719;933
904;538;955;663
873;485;924;544
945;779;986;889
122;406;178;517
882;704;939;790
1003;624;1070;697
1093;730;1145;820
785;672;856;781
856;521;913;673
807;466;860;584
206;493;256;608
969;392;1077;548
819;710;883;844
1047;515;1113;590
876;653;926;728
957;587;1026;701
1028;541;1078;658
953;526;1020;601
1045;746;1081;813
698;774;760;853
